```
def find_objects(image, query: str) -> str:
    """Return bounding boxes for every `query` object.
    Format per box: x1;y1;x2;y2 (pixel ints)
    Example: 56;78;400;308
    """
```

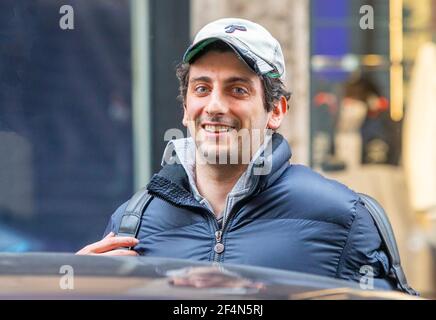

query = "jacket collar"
147;133;292;209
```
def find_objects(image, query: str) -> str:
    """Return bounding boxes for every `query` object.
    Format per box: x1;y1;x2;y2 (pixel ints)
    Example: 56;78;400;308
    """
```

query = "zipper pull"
215;230;222;243
214;230;224;254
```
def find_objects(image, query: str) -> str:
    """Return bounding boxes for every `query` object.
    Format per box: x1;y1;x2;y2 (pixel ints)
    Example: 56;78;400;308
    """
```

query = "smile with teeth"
203;124;235;133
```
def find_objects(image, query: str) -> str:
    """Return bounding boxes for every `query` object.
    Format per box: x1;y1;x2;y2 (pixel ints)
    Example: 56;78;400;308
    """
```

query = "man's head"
176;18;291;165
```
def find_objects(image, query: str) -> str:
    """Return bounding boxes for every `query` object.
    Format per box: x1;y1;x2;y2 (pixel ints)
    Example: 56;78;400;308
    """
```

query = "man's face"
183;50;274;165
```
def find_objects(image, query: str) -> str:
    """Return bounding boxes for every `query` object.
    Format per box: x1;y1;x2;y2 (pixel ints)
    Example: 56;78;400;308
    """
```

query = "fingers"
89;236;139;254
76;232;114;254
76;234;139;255
100;249;139;256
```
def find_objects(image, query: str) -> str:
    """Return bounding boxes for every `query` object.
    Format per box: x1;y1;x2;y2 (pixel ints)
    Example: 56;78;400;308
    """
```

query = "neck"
195;154;248;218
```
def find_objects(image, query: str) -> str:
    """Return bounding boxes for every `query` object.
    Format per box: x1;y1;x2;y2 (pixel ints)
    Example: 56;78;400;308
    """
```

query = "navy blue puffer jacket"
104;134;395;289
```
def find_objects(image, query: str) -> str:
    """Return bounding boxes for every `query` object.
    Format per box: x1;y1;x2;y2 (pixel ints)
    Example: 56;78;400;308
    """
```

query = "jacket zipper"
151;190;224;262
213;230;224;262
212;174;261;262
150;176;261;264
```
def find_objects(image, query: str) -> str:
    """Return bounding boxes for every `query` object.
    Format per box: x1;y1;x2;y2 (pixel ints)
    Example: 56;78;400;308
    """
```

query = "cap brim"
184;37;283;81
183;37;263;75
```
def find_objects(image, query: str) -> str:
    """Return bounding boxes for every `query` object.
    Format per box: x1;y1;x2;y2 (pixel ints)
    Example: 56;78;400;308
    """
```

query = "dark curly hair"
176;41;291;112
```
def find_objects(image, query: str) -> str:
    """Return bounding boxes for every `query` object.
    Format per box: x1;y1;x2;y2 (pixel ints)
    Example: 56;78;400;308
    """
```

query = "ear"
182;103;188;127
267;96;288;130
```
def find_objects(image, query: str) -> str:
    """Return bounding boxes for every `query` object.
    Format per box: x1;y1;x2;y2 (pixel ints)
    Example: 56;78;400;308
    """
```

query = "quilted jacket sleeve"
336;200;397;290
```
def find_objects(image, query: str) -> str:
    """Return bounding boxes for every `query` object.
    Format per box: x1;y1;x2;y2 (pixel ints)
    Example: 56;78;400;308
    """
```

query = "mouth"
200;123;236;134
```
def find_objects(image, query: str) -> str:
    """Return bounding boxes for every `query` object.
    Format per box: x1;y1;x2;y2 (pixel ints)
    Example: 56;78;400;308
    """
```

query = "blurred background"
0;0;435;297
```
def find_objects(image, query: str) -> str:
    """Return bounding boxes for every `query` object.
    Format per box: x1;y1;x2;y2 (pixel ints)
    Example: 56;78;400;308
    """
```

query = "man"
77;18;395;290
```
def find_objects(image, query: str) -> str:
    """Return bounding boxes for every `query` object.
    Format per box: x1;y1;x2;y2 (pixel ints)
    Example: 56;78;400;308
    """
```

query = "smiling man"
77;18;399;291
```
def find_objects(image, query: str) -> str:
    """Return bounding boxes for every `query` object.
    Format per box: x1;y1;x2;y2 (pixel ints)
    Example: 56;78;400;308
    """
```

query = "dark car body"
0;253;420;300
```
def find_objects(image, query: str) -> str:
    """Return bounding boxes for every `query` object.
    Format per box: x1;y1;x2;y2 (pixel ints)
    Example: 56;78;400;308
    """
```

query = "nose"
204;89;229;116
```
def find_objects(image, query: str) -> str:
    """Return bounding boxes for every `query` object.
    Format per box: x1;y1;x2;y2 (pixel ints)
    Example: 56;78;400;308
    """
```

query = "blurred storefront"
0;0;189;251
0;0;134;251
308;0;436;296
402;0;436;296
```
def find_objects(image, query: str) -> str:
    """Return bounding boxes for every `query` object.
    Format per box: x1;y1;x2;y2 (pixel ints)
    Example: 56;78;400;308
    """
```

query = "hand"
76;232;139;256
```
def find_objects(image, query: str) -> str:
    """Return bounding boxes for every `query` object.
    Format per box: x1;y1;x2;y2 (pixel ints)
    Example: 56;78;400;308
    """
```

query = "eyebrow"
189;76;211;84
225;76;255;87
189;76;255;87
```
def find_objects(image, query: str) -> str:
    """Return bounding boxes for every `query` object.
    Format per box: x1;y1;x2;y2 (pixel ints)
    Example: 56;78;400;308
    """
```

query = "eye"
232;87;248;96
194;85;209;95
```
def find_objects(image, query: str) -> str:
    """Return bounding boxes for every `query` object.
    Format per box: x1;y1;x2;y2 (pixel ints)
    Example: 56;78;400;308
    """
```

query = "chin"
197;142;240;165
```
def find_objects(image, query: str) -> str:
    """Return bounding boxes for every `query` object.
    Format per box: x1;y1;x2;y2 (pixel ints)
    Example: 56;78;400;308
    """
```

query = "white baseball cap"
183;18;286;81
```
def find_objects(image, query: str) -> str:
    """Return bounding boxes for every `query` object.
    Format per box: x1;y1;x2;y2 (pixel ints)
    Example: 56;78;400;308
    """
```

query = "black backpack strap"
358;193;419;296
117;187;153;241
